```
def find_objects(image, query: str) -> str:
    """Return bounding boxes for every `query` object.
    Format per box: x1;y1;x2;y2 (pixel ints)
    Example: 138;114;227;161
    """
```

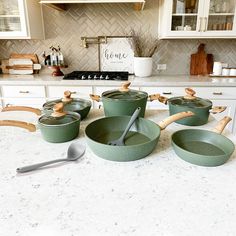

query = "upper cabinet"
0;0;44;39
158;0;236;38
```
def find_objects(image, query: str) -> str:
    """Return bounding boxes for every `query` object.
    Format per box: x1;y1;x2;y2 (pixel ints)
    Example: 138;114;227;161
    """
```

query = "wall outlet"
157;64;167;70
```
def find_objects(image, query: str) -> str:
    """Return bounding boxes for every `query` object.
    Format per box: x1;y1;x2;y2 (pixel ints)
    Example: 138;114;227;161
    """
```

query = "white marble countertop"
0;109;236;236
0;74;236;86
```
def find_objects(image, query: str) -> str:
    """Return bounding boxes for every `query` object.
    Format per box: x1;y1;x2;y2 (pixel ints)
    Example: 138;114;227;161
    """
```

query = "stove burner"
63;71;129;81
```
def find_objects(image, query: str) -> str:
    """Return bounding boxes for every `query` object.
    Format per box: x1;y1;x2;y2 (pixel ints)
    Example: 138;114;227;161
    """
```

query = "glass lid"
168;88;212;108
102;82;148;100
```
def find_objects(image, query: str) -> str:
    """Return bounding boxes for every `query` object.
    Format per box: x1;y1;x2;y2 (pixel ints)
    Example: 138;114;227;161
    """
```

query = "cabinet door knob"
71;91;77;94
213;92;223;95
19;91;29;94
163;92;172;95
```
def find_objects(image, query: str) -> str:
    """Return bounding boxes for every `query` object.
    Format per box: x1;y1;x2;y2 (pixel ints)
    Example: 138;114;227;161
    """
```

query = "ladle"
16;142;86;173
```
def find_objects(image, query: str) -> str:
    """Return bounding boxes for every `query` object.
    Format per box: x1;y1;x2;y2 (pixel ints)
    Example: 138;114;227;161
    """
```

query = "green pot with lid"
164;88;226;126
90;82;162;117
43;91;91;120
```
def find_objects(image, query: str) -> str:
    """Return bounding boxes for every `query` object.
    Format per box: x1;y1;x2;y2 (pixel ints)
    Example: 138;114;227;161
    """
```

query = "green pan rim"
171;129;235;158
85;116;161;147
168;96;212;109
39;111;81;127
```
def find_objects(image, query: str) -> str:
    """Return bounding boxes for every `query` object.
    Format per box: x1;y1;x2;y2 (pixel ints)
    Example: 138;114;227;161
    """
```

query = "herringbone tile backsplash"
0;0;236;75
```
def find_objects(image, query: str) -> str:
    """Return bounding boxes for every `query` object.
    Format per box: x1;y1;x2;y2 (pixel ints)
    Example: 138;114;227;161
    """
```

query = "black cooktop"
63;71;129;81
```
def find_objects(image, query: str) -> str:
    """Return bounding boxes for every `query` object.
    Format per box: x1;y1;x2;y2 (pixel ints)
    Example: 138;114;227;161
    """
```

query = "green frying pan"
85;111;194;162
172;116;235;166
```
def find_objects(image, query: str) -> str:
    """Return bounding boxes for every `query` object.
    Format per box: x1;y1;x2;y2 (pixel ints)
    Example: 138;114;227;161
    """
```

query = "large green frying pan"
172;116;235;166
85;111;194;162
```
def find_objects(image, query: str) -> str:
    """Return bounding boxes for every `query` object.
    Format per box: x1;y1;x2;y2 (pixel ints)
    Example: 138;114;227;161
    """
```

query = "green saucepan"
172;116;235;166
85;111;194;161
2;91;91;120
43;90;91;120
159;88;226;126
0;103;81;143
90;81;162;118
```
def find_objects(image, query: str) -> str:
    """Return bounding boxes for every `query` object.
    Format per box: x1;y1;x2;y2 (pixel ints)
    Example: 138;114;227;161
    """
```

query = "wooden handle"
0;120;36;132
6;65;33;70
51;102;66;118
1;106;41;115
90;94;101;102
212;116;232;134
157;95;169;105
184;87;196;100
148;94;160;102
119;81;131;92
62;90;73;103
210;106;227;114
158;111;195;130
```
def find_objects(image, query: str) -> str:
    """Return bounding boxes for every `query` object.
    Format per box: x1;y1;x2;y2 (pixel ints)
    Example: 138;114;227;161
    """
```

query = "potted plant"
129;30;160;77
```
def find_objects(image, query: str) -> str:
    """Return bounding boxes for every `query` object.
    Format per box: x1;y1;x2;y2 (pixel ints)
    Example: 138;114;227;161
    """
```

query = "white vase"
133;57;153;77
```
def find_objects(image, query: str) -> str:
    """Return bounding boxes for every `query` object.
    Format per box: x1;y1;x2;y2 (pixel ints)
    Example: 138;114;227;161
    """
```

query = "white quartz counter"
0;109;236;236
0;74;236;86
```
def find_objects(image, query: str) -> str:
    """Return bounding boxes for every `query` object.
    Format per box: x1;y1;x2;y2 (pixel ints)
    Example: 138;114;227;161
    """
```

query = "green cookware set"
0;84;235;167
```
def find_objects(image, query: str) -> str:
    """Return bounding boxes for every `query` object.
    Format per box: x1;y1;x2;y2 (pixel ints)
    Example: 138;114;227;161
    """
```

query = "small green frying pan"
172;116;235;166
85;111;194;162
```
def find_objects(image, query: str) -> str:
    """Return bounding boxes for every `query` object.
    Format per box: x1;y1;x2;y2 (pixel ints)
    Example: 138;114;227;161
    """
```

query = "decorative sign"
99;36;134;74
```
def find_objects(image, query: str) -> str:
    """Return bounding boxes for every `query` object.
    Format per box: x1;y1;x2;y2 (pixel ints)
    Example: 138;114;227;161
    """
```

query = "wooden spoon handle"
212;116;232;134
158;111;195;130
1;106;41;115
0;120;36;132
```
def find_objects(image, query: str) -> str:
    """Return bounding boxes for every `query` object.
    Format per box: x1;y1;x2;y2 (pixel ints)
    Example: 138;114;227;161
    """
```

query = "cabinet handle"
71;91;77;94
163;92;172;95
19;91;30;94
213;92;223;95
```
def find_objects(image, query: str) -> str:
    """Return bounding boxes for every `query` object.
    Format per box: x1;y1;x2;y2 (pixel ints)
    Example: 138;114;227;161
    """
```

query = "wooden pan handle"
148;94;160;102
1;106;41;115
184;88;196;100
157;95;169;105
0;120;36;132
90;94;101;102
51;102;66;118
212;116;232;134
210;106;227;114
62;90;73;103
158;111;195;130
119;81;131;92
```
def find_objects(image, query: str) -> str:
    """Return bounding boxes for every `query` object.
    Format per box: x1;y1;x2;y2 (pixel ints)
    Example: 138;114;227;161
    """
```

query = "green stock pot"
159;88;226;126
0;103;81;143
90;82;162;118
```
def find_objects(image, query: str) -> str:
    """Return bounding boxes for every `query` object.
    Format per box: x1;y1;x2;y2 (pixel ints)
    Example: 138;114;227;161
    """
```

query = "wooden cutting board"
190;44;213;75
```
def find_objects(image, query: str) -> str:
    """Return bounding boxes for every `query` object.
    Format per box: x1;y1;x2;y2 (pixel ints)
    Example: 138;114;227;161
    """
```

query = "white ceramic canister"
229;68;236;76
213;61;222;76
222;68;230;76
133;57;153;77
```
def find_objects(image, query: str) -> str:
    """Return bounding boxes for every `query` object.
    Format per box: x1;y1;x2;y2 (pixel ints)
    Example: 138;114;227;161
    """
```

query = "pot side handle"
90;94;101;102
158;111;195;130
1;106;41;116
212;116;232;134
0;120;36;132
210;106;227;114
148;94;160;102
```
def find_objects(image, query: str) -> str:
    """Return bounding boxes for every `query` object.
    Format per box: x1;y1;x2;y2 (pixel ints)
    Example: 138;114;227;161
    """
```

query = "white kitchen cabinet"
1;85;46;107
47;86;92;100
158;0;236;38
0;0;44;39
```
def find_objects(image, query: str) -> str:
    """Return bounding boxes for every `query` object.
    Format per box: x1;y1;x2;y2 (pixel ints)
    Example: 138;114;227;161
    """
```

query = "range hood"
40;0;145;11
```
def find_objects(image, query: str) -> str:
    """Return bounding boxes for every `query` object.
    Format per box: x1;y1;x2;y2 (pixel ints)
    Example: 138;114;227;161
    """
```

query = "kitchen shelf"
40;0;145;11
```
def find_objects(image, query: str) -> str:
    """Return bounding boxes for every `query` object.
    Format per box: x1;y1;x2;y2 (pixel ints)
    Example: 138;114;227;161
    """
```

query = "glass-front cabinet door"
0;0;27;38
203;0;236;36
159;0;236;38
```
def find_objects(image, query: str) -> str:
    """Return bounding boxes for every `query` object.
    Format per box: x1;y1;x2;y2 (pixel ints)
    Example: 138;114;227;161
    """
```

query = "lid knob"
119;81;131;92
51;102;67;118
62;90;73;103
184;88;196;100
